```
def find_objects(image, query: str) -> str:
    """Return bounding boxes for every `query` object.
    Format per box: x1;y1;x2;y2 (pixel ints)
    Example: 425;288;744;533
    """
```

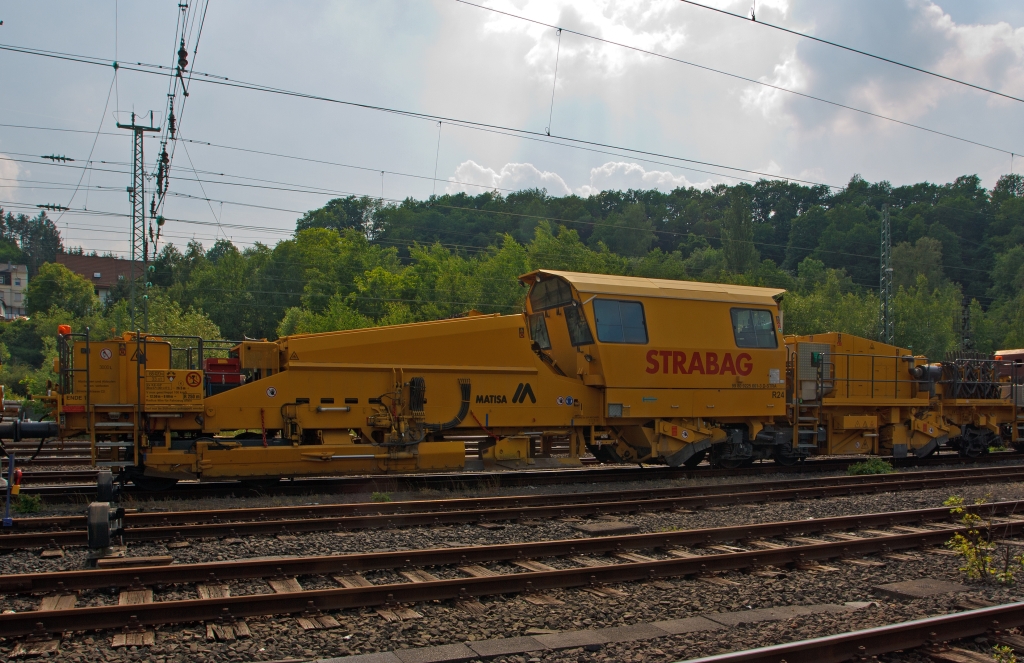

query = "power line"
454;0;1020;157
0;41;841;188
55;73;116;224
0;118;768;188
675;0;1024;105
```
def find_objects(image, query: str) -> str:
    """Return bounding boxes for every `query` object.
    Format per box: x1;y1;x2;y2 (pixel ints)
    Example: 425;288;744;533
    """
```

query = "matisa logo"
476;383;536;404
646;350;753;376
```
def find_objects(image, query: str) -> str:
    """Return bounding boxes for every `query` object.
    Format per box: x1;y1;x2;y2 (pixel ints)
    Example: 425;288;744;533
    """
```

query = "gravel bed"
3;477;1024;575
2;469;1024;661
4;546;1022;662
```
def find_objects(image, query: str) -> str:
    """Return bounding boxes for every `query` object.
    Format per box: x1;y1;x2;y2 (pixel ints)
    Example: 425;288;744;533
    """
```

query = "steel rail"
3;500;1019;595
683;602;1024;663
13;464;1024;532
2;518;1020;637
14;452;1022;500
6;468;1024;548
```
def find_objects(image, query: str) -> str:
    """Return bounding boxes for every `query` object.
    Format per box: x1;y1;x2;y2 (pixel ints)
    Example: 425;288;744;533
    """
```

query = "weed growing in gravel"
944;495;1024;584
993;644;1018;663
846;458;894;475
12;494;42;514
371;492;392;502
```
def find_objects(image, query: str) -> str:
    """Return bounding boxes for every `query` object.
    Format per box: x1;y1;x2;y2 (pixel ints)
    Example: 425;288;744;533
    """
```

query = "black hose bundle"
425;379;471;432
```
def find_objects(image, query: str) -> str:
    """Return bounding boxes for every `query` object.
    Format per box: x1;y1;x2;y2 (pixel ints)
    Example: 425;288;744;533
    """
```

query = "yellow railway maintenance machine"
786;333;1019;461
44;271;1022;488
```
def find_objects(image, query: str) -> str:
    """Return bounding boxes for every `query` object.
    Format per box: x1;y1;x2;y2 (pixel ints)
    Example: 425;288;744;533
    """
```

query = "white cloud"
741;52;805;120
923;1;1024;102
478;0;689;80
577;161;716;196
446;160;572;195
0;156;20;198
446;160;722;197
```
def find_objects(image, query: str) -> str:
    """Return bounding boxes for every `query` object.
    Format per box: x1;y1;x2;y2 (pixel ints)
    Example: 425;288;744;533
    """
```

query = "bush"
847;458;895;475
12;494;42;514
370;491;391;503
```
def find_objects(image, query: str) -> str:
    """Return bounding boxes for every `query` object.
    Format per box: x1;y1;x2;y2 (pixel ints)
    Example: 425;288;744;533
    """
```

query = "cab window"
530;278;573;311
529;312;552;350
593;299;648;344
564;304;594;346
731;308;777;348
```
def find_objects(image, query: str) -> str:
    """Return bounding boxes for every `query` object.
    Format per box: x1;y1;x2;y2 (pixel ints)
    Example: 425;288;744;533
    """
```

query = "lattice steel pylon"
879;205;894;345
116;112;160;331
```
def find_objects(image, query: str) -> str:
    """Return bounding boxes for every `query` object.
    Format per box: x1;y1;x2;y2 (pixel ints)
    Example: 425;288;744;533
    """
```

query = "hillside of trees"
2;171;1023;397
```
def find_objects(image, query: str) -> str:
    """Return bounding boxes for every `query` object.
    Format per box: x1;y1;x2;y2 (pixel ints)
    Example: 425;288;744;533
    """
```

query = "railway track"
5;464;1024;549
13;450;1024;498
0;500;1019;638
688;602;1024;663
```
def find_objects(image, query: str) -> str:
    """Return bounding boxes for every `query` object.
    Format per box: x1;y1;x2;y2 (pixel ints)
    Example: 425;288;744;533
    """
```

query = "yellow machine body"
786;332;1018;459
46;271;1022;483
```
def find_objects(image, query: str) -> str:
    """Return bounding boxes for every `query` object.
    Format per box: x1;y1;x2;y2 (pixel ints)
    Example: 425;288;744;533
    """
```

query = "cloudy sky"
0;0;1022;256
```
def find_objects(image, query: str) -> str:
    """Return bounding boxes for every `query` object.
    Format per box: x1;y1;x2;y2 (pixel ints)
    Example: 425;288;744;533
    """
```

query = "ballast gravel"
2;467;1024;661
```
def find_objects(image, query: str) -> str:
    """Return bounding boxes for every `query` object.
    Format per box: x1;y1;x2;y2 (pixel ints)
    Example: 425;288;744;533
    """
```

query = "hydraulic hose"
425;379;471;432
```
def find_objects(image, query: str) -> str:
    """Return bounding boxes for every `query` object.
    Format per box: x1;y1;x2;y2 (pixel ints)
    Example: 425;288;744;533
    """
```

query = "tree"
892;237;945;290
894;275;961;358
1;211;63;276
26;262;98;317
588;203;656;257
296;195;374;234
107;293;220;343
721;194;759;273
782;270;878;339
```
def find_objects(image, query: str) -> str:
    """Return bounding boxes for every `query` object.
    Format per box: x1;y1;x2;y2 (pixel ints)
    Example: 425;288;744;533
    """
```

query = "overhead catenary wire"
546;28;562;136
54;73;116;225
674;0;1024;105
0;41;841;189
453;0;1021;158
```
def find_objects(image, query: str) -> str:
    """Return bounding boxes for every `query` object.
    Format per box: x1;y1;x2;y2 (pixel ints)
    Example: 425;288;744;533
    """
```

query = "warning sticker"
144;369;204;412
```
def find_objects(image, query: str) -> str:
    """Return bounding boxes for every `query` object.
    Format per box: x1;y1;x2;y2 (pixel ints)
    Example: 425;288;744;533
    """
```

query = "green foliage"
0;209;61;276
26;263;99;317
589;203;656;257
892;237;945;291
107;293;221;342
944;495;1024;584
370;491;392;503
993;644;1018;663
894;275;962;358
12;494;42;514
783;268;879;338
846;458;894;475
722;194;759;273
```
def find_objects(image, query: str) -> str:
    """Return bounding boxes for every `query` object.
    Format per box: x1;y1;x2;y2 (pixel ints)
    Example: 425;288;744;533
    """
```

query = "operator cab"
520;270;787;420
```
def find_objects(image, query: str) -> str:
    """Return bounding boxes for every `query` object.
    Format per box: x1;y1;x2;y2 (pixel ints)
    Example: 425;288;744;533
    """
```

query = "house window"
14;278;20;286
0;273;9;286
93;272;102;278
13;293;22;302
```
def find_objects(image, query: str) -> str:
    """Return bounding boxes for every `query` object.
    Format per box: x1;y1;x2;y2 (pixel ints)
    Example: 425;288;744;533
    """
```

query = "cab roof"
520;270;785;306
